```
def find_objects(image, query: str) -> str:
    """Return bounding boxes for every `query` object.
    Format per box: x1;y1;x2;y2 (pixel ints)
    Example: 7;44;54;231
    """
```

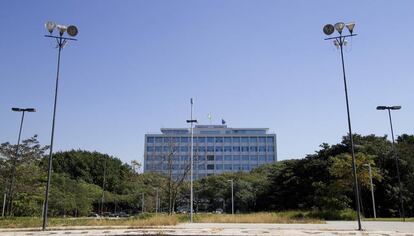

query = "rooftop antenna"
208;113;212;125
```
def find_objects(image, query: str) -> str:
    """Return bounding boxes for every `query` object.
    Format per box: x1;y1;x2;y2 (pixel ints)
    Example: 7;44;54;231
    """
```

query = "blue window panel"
198;164;205;170
180;146;189;152
181;156;189;161
216;155;223;161
267;137;275;143
241;137;249;143
224;146;232;152
197;146;206;153
181;137;189;143
242;164;250;170
241;146;249;152
155;146;162;152
249;137;257;143
242;155;249;161
259;146;266;152
251;164;258;169
224;164;232;170
232;137;240;143
249;146;258;152
163;146;169;152
207;146;214;152
147;146;154;152
267;146;274;152
215;137;223;143
224;155;232;161
172;164;179;170
197;137;206;143
224;137;232;143
155;137;163;143
233;155;241;161
216;164;223;170
197;156;206;161
232;146;240;152
234;164;241;171
207;164;215;170
215;146;223;152
258;137;266;143
250;156;258;161
259;155;266;161
147;137;155;143
207;137;214;143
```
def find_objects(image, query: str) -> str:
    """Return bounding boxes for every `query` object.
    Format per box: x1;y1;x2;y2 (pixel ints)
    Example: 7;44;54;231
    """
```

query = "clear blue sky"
1;1;413;166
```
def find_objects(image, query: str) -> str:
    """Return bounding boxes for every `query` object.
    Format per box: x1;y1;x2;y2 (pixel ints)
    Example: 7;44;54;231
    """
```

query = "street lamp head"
346;22;355;34
25;108;36;112
323;24;335;35
45;21;56;34
334;22;345;34
376;106;387;110
67;25;78;37
11;107;22;112
56;24;67;36
390;106;402;110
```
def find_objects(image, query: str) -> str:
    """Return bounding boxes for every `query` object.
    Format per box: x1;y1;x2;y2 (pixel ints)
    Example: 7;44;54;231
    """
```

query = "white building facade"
144;125;277;179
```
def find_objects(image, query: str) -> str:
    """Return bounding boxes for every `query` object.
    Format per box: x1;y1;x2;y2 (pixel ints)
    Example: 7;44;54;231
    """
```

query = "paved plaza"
0;221;413;236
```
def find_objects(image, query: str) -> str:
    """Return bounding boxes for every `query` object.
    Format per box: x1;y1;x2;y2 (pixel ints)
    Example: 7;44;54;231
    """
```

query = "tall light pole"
6;107;36;216
376;105;405;221
155;188;159;214
186;98;197;222
228;179;234;215
43;21;78;230
141;192;144;214
364;163;376;218
323;22;362;230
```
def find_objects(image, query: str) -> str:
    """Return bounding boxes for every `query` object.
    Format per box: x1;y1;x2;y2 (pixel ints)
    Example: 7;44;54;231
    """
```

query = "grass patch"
188;212;324;224
0;214;178;228
306;209;356;221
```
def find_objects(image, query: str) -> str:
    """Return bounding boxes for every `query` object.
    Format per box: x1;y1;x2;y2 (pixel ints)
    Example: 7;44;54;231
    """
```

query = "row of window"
146;155;275;162
146;163;265;171
146;145;275;153
147;136;275;144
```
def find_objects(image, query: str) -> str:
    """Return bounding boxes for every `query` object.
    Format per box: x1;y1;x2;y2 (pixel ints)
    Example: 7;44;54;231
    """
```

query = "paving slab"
0;221;412;236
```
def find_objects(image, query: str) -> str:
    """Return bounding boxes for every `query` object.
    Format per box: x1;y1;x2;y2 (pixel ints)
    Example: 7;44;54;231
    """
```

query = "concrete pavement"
0;221;413;235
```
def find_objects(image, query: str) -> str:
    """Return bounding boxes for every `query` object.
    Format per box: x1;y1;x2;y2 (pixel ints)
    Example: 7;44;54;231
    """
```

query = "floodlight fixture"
334;22;345;34
346;22;355;34
12;108;22;112
376;106;387;110
45;21;56;34
67;25;78;37
323;24;335;35
56;25;67;36
391;106;402;110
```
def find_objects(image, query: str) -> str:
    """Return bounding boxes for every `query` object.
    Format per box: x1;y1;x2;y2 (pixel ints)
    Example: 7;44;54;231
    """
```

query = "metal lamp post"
186;98;197;222
364;163;376;218
376;105;405;221
6;107;36;216
43;21;78;230
228;179;234;215
323;22;362;230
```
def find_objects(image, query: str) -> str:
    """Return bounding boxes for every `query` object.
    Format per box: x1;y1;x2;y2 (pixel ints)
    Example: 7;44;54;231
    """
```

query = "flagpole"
186;99;197;222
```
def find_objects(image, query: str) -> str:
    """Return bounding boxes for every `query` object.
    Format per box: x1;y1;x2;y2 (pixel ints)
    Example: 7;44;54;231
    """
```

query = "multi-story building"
144;125;277;179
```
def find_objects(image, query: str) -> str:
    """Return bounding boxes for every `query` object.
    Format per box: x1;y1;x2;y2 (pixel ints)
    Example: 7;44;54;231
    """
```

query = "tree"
0;136;48;216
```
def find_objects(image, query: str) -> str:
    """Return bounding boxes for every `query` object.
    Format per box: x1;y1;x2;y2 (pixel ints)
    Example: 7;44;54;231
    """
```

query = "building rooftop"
158;125;271;135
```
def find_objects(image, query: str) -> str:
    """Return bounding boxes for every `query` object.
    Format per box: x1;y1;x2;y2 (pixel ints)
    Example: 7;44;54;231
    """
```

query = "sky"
1;1;413;166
